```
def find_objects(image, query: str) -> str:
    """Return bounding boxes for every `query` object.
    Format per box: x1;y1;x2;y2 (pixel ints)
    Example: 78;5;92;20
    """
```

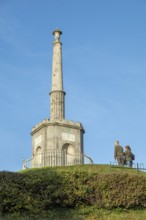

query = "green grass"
20;163;145;175
1;208;146;220
80;207;146;220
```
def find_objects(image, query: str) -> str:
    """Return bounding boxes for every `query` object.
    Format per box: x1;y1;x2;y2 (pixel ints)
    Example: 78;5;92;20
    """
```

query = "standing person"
114;141;124;165
124;145;133;167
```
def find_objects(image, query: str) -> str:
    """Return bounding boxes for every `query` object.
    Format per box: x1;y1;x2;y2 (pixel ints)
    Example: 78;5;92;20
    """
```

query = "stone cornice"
31;119;85;135
49;90;66;96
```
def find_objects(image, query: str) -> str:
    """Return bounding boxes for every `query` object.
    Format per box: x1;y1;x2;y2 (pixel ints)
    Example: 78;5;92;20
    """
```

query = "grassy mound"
0;164;146;219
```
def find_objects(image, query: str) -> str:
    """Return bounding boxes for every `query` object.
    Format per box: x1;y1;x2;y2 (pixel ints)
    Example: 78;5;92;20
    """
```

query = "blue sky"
0;0;146;171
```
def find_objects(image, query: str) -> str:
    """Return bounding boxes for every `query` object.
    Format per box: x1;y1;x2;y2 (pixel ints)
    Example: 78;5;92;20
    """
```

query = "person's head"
125;145;131;150
115;141;119;146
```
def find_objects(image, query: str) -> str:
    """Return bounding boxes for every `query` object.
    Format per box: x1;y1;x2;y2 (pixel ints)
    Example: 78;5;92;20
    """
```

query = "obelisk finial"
53;28;62;42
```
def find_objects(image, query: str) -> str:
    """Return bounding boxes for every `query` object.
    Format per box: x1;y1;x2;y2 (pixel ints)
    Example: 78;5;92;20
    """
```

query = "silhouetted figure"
124;145;133;167
114;141;124;165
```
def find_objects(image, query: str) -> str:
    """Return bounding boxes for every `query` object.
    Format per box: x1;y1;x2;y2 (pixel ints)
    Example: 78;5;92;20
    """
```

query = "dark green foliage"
0;166;146;218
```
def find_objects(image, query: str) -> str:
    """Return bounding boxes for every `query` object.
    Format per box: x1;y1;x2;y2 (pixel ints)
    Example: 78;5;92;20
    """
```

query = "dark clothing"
117;156;125;166
114;145;124;165
114;145;124;159
125;149;133;167
125;149;132;161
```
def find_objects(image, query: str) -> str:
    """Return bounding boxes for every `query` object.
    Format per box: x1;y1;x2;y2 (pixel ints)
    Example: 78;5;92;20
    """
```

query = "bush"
0;167;146;218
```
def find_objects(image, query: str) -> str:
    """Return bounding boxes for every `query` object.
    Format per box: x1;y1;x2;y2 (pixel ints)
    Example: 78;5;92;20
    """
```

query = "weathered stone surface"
31;29;85;168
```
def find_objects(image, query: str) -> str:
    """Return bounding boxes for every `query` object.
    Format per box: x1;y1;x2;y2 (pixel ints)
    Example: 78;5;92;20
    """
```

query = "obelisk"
30;28;85;168
50;29;65;120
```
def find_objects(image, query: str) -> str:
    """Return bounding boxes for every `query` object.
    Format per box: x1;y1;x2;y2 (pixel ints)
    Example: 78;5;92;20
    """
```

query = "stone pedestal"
31;119;84;167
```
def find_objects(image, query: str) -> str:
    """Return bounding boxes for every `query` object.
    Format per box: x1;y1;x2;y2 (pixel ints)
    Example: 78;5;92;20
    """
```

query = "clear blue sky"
0;0;146;171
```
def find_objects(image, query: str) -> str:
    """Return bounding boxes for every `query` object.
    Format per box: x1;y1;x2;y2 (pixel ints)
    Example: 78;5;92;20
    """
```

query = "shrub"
0;167;146;218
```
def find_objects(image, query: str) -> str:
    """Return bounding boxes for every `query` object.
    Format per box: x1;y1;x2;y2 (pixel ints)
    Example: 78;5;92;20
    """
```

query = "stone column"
50;29;65;120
